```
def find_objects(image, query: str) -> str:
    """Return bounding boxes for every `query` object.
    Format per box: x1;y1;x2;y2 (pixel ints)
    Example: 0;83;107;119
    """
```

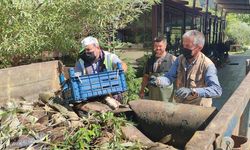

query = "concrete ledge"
0;61;60;102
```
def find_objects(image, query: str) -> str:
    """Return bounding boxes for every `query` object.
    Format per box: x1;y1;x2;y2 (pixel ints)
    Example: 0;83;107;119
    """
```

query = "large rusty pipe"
129;100;217;148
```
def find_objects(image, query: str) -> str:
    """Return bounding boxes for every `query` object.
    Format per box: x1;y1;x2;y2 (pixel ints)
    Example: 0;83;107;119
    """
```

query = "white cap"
80;36;99;52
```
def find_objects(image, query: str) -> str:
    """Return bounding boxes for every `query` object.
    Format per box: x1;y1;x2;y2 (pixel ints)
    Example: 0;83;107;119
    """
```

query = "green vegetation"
0;101;143;149
226;14;250;45
55;112;140;150
0;0;159;68
123;65;142;103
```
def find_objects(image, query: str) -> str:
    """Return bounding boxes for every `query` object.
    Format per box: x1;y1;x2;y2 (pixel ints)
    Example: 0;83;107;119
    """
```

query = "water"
213;50;250;138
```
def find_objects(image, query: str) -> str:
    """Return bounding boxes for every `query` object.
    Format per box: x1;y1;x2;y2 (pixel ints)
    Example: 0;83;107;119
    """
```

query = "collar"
185;53;200;70
98;49;105;63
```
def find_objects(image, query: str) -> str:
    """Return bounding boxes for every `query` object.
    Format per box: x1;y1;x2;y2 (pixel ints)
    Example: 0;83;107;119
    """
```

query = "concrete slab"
0;61;60;103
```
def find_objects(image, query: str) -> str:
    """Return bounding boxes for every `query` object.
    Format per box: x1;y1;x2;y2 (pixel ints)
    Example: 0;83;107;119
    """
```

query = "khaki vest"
148;53;176;102
175;53;213;107
79;51;114;75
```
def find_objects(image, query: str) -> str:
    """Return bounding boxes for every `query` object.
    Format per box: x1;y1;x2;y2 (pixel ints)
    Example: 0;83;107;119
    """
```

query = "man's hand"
148;75;158;87
176;87;192;99
139;90;144;99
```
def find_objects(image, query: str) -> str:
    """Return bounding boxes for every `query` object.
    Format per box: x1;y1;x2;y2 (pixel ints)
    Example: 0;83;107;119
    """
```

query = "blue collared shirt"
158;58;222;98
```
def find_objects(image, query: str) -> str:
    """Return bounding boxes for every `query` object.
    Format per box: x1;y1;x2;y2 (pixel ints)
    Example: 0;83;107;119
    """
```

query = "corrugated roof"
215;0;250;13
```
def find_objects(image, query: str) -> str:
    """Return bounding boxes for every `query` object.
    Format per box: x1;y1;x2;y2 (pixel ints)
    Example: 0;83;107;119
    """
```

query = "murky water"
214;50;250;138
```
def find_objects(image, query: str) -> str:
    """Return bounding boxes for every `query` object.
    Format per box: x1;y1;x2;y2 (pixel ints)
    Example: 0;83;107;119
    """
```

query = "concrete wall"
0;61;60;103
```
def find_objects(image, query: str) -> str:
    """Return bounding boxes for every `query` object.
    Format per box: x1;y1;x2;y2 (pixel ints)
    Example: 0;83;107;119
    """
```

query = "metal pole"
152;5;158;40
215;19;219;44
204;0;209;44
215;19;218;44
183;10;186;35
213;4;217;44
143;13;146;45
200;15;202;32
219;9;223;43
222;12;228;42
161;0;165;35
208;17;212;44
247;59;250;75
213;17;216;44
192;0;196;29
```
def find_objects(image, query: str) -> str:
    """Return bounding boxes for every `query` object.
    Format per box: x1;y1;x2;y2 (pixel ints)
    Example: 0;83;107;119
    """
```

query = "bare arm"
121;61;128;72
139;74;149;98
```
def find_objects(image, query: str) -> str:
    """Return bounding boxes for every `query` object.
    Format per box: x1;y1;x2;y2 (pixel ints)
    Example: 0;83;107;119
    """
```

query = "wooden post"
239;59;250;137
239;102;250;137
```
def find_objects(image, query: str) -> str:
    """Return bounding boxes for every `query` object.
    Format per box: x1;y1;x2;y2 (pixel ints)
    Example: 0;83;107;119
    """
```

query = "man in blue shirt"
150;30;222;107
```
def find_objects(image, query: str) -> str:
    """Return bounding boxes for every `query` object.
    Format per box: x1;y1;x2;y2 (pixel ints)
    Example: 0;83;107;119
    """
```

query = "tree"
225;14;250;45
0;0;159;68
77;0;160;51
236;14;250;24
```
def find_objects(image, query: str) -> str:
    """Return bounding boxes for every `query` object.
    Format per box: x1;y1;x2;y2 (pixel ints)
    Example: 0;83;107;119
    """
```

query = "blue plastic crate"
59;63;127;103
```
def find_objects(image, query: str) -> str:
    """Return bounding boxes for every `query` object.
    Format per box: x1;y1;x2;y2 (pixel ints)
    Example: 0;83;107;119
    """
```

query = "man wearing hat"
75;36;127;105
75;36;127;74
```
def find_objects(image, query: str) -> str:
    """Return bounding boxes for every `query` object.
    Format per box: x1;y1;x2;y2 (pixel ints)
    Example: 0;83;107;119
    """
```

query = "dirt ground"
117;49;151;66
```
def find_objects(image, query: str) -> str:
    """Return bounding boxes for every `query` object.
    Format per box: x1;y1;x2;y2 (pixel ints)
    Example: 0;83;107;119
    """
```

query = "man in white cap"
75;36;127;74
75;36;127;105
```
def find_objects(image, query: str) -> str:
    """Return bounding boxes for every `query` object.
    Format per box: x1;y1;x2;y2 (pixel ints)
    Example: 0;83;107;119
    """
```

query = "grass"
228;50;245;55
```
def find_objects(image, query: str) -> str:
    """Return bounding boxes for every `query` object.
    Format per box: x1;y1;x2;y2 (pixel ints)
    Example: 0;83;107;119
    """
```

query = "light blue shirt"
158;57;222;98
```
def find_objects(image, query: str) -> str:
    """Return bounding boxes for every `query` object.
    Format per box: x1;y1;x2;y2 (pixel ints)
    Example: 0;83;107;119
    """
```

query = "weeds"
55;112;142;150
0;99;143;150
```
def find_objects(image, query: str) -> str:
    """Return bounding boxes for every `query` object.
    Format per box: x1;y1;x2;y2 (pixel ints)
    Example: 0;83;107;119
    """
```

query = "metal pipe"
129;100;217;148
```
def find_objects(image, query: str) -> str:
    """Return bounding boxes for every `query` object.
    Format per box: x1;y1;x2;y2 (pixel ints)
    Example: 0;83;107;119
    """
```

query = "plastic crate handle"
74;72;82;84
116;69;119;79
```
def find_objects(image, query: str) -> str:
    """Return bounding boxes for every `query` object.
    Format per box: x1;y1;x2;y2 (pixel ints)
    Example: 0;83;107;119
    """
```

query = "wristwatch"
190;88;198;96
